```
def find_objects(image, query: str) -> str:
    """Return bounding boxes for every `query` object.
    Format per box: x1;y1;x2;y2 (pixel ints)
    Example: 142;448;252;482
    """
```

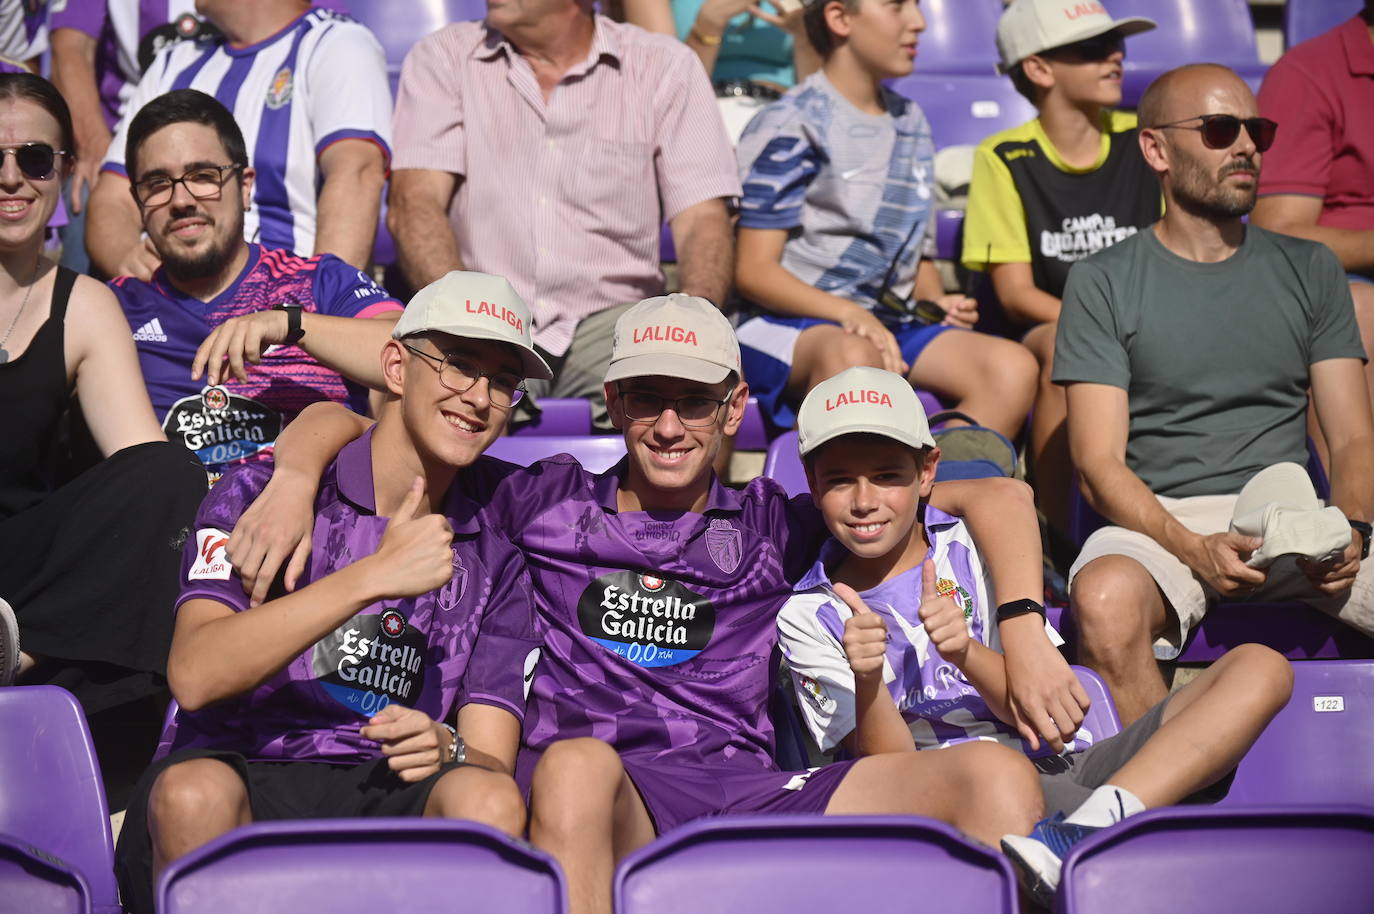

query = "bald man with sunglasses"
1052;64;1374;725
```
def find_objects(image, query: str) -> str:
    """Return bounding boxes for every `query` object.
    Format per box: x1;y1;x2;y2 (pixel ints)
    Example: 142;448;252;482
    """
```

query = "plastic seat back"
158;819;567;914
486;434;626;473
1284;0;1362;48
0;833;92;914
615;815;1016;914
908;0;1004;75
1107;0;1268;106
886;73;1036;150
509;398;594;437
0;687;117;913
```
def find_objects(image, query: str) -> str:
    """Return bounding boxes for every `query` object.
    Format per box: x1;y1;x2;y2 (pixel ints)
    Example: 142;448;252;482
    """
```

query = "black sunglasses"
0;143;67;180
1150;114;1278;152
1046;31;1125;62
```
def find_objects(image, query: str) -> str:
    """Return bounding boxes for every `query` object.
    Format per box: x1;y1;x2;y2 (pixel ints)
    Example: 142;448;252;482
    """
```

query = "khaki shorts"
1069;493;1374;660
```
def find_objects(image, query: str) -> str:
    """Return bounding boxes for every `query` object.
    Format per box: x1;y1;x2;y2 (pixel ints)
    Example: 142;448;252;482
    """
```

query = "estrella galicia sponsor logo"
576;571;714;668
311;611;427;717
163;387;283;470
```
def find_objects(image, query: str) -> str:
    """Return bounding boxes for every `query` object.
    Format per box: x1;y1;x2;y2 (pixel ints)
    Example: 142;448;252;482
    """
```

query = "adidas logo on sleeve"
133;318;168;343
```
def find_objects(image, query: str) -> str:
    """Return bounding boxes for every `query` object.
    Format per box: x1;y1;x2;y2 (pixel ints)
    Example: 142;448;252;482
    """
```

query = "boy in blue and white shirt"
732;0;1036;441
779;366;1293;906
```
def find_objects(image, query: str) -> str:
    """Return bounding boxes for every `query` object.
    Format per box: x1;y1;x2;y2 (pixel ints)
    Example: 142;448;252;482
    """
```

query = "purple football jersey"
463;456;826;778
111;244;401;479
158;428;542;764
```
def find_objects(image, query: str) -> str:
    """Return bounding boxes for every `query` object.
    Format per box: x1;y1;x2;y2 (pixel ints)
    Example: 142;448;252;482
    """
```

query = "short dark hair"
1008;62;1039;104
0;73;75;161
126;89;248;180
803;0;861;60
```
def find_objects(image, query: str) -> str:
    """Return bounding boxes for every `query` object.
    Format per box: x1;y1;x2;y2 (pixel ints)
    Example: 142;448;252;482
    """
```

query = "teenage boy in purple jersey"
112;271;548;914
779;366;1292;906
229;295;1082;914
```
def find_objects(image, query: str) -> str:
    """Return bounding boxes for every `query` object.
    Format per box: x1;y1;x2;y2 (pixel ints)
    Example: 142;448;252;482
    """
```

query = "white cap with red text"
392;270;552;380
605;293;741;385
997;0;1155;73
797;366;936;457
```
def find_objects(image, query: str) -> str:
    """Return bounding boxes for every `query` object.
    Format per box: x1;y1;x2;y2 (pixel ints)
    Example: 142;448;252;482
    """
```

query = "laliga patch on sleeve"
188;528;233;581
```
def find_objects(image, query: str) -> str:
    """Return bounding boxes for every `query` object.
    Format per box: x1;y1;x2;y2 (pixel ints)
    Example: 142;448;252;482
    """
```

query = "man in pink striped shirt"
387;0;739;420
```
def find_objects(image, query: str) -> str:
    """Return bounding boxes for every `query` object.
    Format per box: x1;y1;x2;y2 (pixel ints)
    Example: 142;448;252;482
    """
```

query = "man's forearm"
49;30;111;166
1079;457;1199;561
1328;434;1374;524
390;198;464;291
300;313;399;390
931;478;1042;603
1258;221;1374;275
673;198;733;305
86;175;145;277
274;401;373;483
314;156;385;269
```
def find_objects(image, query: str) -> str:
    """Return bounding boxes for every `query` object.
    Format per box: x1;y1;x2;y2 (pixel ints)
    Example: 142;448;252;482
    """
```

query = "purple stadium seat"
0;833;92;914
158;819;567;914
486;434;626;472
909;0;1004;76
1218;659;1374;807
615;815;1017;914
1284;0;1362;49
761;431;808;497
347;0;486;69
0;687;118;914
887;74;1037;151
510;398;594;437
1106;0;1268;107
1070;665;1123;744
734;397;770;451
1058;806;1374;914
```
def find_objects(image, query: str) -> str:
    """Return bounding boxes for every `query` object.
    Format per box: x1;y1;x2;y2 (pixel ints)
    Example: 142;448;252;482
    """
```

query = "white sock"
1064;785;1145;828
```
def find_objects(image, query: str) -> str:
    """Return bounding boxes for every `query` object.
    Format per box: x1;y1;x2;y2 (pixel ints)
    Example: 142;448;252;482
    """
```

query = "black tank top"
0;267;78;519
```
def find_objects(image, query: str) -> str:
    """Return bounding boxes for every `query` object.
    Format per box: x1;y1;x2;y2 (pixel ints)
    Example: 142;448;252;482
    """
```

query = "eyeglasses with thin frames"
1149;114;1278;152
404;344;526;409
616;385;731;427
130;163;245;207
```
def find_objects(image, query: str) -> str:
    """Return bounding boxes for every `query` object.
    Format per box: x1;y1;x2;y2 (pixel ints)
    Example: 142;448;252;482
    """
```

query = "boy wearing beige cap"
779;366;1291;907
113;270;549;914
962;0;1161;540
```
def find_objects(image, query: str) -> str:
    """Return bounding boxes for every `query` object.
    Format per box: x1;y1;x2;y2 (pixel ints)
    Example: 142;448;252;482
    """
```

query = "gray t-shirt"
1053;225;1365;498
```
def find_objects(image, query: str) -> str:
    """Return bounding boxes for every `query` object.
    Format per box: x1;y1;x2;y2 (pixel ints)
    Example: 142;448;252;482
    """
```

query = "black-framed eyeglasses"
1150;114;1278;152
0;143;69;181
404;344;526;409
616;385;731;427
1045;31;1124;62
130;163;244;207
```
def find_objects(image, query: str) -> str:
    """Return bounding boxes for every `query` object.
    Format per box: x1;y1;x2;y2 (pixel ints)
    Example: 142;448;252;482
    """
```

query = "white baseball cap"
1230;462;1351;569
604;293;741;385
797;366;936;458
997;0;1155;74
392;271;552;381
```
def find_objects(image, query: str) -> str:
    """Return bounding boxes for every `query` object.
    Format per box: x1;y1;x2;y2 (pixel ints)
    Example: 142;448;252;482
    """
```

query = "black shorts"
115;747;473;914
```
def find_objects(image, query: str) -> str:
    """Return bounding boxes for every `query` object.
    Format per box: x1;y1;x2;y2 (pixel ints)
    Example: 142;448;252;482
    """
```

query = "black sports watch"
274;303;305;345
1351;520;1371;560
996;599;1046;623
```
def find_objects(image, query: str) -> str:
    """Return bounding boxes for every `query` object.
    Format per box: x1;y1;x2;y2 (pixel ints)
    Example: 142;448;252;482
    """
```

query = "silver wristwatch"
442;724;466;764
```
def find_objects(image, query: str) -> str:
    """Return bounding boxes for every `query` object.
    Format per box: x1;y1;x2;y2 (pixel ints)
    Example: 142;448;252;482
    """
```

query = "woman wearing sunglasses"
0;73;206;716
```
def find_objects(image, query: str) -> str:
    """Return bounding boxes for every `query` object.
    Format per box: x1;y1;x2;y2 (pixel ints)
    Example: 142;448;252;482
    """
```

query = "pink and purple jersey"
111;243;401;478
158;429;542;764
462;455;827;778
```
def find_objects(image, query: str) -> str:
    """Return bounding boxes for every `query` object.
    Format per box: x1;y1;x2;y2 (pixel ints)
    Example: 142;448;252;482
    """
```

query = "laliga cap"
392;271;552;381
605;293;741;385
797;366;936;458
997;0;1155;74
1230;463;1351;569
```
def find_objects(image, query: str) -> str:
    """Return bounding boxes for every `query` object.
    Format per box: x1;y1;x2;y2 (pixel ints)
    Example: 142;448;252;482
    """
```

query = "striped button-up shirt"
391;16;739;356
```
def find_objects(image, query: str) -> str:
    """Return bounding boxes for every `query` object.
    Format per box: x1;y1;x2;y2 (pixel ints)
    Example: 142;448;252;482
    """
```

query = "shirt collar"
474;14;622;70
1341;15;1374;77
590;457;747;515
334;426;479;534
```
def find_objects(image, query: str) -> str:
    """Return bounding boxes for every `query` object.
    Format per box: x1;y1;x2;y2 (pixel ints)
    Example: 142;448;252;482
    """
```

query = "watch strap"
274;303;305;345
1351;520;1371;560
996;598;1046;623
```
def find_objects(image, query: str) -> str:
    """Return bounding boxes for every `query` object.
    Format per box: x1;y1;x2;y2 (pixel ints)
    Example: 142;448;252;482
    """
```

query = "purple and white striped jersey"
102;7;391;257
779;507;1087;759
111;243;401;479
158;429;542;764
461;455;827;777
0;0;49;65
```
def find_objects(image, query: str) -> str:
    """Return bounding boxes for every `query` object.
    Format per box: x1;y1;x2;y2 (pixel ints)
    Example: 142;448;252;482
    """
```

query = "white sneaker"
0;597;19;687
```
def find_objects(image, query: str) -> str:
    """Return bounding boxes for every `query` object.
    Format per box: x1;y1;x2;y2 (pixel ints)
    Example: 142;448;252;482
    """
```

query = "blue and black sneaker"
1001;813;1101;908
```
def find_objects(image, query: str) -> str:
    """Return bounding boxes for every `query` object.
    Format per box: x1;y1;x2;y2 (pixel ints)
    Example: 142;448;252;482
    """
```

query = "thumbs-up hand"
916;560;970;666
368;477;454;599
835;582;889;680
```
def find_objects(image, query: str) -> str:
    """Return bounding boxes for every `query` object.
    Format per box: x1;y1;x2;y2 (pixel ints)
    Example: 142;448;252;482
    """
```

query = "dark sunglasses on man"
1149;114;1279;152
0;142;67;181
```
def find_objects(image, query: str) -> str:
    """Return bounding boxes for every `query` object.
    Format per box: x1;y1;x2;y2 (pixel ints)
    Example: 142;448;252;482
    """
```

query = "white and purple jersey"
0;0;49;65
158;429;542;764
102;7;391;256
779;507;1085;759
462;456;827;778
111;243;401;479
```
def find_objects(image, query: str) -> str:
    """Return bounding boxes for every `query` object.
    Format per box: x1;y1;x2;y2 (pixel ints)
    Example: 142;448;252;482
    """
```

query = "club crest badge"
936;577;974;620
704;518;742;574
265;67;293;109
437;552;468;611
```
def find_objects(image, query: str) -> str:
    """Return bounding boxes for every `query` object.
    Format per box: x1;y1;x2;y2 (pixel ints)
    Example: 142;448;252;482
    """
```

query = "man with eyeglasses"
1054;63;1374;726
112;270;547;914
110;89;402;482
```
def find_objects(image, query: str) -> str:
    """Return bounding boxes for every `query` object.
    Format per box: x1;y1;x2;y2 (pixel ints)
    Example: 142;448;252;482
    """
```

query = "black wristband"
1351;520;1371;560
996;598;1046;623
274;303;304;345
